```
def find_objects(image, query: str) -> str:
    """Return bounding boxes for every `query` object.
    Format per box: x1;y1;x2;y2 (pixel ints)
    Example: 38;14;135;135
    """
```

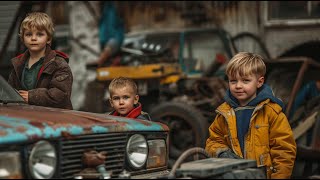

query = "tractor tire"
149;102;208;167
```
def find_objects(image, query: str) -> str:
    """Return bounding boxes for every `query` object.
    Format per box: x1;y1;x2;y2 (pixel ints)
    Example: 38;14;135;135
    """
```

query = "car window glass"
184;32;227;74
0;76;24;101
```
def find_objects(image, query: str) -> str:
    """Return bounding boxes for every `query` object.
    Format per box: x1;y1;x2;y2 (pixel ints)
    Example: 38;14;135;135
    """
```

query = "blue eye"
112;97;120;101
123;96;129;99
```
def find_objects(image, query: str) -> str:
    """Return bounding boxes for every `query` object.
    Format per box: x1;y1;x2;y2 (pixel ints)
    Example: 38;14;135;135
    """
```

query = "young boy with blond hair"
8;12;73;109
205;52;296;179
108;77;151;120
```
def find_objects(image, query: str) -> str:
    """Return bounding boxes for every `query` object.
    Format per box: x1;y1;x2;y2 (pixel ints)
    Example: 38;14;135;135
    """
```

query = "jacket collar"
223;84;285;111
12;44;56;67
111;102;142;119
11;45;58;79
217;98;282;115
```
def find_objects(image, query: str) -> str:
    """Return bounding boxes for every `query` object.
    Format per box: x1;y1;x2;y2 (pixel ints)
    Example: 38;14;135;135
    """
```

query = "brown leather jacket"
8;45;73;110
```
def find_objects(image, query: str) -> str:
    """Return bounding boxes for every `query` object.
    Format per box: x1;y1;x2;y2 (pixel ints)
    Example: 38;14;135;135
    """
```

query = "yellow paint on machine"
96;63;182;81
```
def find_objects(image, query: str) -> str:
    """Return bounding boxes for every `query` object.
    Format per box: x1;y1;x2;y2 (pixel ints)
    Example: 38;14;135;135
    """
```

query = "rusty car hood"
0;104;168;144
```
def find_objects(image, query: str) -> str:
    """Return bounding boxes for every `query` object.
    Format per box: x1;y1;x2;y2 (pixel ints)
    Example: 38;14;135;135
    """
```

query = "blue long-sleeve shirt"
99;2;125;49
290;81;320;119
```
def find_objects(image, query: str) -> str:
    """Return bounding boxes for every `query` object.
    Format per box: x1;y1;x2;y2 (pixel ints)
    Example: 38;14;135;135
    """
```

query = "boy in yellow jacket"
205;52;296;179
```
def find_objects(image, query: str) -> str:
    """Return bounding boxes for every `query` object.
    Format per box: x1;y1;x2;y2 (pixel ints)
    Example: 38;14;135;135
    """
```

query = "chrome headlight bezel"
28;140;57;179
126;134;148;169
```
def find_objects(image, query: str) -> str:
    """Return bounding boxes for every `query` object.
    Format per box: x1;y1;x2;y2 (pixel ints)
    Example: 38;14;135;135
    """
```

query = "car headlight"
146;140;167;169
126;134;148;169
0;152;22;178
29;141;57;179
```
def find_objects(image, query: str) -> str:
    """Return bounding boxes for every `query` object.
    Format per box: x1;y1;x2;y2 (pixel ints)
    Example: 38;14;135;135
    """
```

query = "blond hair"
226;52;266;79
19;12;54;41
109;77;138;96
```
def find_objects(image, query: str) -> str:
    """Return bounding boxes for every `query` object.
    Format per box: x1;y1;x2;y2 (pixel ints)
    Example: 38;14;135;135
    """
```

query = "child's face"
23;27;50;54
109;86;139;116
228;74;264;106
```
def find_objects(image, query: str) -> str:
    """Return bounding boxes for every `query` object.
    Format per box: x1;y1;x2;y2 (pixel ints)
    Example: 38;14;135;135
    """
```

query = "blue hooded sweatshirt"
224;84;285;155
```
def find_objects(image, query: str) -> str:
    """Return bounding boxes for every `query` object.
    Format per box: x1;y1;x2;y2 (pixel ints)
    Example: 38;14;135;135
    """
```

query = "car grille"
59;133;127;179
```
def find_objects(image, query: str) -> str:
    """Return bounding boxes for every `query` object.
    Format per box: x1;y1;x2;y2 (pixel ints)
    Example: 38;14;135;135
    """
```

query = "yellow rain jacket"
205;99;296;179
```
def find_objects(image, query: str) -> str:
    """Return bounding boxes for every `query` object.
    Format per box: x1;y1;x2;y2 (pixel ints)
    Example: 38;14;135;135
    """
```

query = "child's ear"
47;37;52;45
134;95;139;104
257;76;264;88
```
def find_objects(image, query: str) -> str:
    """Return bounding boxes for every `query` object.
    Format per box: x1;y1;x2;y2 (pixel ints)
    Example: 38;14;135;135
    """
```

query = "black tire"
149;102;209;166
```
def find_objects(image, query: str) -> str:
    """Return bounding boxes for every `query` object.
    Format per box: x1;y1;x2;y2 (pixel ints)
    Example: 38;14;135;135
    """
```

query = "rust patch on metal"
70;112;118;123
27;134;42;141
0;130;7;136
135;118;153;126
0;122;13;128
159;123;170;131
29;121;45;129
15;126;27;133
61;131;77;140
83;127;94;134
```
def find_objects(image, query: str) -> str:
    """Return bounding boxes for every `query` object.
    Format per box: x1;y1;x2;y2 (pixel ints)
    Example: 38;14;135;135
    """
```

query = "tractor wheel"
149;102;208;167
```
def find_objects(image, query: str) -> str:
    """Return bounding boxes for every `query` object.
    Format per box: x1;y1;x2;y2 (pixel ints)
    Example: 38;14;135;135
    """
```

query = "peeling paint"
0;105;169;145
0;130;7;136
15;126;27;133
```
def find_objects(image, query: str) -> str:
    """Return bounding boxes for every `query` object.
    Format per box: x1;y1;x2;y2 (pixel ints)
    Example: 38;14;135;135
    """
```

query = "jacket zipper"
243;105;263;159
216;109;238;157
216;102;266;159
243;104;264;159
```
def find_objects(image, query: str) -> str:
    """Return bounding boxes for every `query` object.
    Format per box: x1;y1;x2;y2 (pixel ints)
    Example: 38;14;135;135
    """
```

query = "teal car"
0;75;169;179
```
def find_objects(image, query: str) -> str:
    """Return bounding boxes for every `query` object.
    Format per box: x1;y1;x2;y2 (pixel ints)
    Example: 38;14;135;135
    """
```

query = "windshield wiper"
0;100;27;104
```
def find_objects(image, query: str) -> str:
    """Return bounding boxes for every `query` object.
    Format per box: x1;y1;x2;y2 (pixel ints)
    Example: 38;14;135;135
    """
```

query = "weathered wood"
293;111;318;140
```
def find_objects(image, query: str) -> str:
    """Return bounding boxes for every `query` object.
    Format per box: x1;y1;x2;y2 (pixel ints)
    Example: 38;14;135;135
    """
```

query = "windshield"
181;31;230;77
0;76;25;103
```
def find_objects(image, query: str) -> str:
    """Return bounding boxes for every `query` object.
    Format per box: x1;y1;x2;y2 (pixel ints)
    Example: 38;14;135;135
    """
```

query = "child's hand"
218;149;242;159
18;90;28;103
